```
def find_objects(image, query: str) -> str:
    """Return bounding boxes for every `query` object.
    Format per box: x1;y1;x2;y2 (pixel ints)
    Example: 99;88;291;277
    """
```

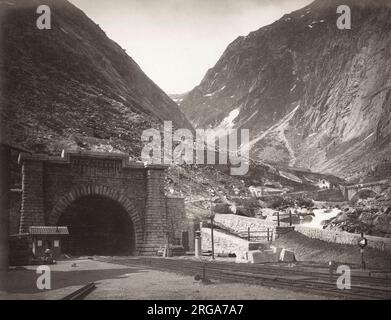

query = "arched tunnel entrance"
58;195;135;256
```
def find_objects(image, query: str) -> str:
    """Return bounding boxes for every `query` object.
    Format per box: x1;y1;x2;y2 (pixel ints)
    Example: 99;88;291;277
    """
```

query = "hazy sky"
70;0;312;94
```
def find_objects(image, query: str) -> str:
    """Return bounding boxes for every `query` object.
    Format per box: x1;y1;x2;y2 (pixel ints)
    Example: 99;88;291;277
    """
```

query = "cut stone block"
269;245;283;255
279;249;296;262
235;251;250;264
235;250;279;264
248;250;279;263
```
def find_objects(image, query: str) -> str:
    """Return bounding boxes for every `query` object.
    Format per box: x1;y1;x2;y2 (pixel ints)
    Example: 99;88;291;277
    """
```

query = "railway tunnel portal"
17;150;188;256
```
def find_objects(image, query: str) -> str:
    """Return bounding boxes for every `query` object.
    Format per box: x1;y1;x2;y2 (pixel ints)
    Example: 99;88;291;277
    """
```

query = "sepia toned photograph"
0;0;390;307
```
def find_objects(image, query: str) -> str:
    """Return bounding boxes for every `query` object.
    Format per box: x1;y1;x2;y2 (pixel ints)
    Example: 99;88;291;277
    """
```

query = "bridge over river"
343;179;390;202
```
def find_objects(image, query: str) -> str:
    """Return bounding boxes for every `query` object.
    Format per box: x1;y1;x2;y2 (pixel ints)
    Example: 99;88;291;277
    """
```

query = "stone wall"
285;189;345;202
312;189;345;202
214;214;275;234
9;189;22;235
346;180;390;201
42;157;147;227
140;168;168;255
201;228;262;255
19;159;45;232
166;196;189;248
9;234;31;266
166;197;198;251
294;225;391;252
17;151;176;256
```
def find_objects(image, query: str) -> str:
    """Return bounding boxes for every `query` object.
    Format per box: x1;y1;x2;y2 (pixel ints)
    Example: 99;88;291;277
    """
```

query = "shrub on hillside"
270;197;293;209
268;195;314;209
296;197;314;208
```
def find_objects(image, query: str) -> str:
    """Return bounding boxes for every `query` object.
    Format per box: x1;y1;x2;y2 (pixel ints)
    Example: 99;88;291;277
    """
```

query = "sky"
70;0;312;94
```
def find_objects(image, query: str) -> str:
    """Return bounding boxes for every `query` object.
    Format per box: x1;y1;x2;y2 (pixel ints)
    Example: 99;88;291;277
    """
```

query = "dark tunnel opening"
58;195;135;256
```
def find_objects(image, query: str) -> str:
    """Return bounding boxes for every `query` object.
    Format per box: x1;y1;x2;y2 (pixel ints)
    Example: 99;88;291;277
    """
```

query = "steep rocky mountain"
0;0;344;210
180;0;391;182
0;0;192;156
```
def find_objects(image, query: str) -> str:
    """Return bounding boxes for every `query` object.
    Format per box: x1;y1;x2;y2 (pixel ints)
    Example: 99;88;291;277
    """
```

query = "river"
299;208;341;229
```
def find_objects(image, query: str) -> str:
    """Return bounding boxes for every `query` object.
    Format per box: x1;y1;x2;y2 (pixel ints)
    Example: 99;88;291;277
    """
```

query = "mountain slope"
0;0;192;156
180;0;391;181
0;0;347;214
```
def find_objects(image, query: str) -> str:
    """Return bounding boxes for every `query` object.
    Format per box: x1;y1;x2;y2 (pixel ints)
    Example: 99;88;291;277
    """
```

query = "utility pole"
209;192;215;261
358;232;368;271
166;231;170;258
195;230;201;258
178;167;181;196
210;198;215;261
210;215;215;260
361;248;366;270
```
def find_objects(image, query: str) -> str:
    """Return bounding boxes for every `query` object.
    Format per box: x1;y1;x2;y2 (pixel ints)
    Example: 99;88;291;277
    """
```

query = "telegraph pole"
358;232;368;271
210;196;215;261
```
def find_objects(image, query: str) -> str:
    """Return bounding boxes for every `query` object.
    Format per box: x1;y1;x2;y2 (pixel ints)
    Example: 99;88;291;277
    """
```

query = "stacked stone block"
19;160;45;233
139;168;168;255
16;151;187;257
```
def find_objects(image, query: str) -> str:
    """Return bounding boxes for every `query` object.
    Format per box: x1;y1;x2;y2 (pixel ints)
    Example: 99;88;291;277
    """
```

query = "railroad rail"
61;282;96;300
98;257;391;300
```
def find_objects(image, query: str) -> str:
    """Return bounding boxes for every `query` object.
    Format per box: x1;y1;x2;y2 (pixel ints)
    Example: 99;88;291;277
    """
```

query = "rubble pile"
324;187;391;237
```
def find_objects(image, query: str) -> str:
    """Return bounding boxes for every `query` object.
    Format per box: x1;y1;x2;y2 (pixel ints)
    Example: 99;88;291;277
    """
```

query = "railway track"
99;257;391;300
61;282;96;300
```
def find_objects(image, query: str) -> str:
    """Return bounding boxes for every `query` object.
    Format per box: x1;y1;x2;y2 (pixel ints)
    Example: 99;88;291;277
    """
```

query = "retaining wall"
214;214;275;234
201;228;263;254
294;225;391;252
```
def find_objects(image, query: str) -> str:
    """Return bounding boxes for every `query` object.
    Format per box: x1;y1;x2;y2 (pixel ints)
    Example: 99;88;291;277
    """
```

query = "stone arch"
351;188;378;203
49;184;143;254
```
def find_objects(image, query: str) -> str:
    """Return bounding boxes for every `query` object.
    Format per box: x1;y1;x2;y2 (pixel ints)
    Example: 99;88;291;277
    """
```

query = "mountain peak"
179;0;391;181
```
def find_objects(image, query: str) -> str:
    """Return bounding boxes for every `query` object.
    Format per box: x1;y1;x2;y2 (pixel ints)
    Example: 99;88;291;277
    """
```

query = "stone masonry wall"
43;163;147;226
140;169;168;255
295;225;391;252
19;160;45;233
214;214;276;234
43;159;147;225
9;190;22;235
18;151;174;256
201;228;262;254
166;196;189;246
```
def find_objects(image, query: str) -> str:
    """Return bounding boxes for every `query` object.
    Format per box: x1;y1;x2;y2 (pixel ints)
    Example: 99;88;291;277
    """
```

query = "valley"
2;1;391;301
178;0;391;183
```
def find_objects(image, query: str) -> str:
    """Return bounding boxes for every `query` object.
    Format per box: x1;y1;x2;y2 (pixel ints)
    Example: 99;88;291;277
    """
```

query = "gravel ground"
1;259;331;300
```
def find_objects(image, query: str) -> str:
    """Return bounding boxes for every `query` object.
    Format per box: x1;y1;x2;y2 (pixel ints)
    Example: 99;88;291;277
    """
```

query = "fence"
237;227;274;242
